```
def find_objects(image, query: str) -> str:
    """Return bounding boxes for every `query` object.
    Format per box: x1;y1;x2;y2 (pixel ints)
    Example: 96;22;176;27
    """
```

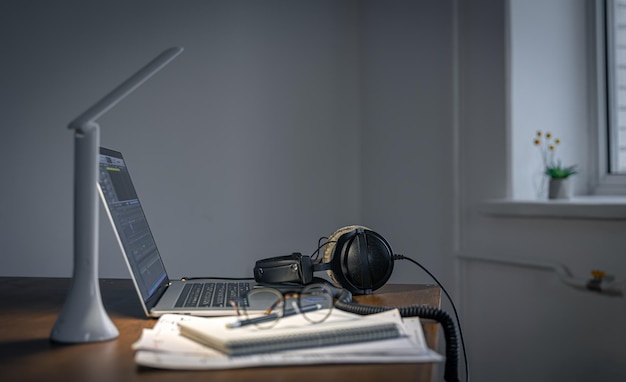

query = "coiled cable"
331;252;467;382
335;299;460;382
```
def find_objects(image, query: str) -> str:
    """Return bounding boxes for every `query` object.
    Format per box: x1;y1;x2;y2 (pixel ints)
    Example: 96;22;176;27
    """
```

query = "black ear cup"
254;253;314;285
322;225;394;295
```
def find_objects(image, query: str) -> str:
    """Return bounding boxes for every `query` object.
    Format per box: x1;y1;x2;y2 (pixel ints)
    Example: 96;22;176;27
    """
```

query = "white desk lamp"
51;47;184;343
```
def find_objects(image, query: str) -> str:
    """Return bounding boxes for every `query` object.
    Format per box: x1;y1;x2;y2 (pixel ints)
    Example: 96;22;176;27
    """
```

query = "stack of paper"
132;309;443;370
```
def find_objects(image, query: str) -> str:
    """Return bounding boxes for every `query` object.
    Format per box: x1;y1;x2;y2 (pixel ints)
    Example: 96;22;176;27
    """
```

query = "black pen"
226;304;322;329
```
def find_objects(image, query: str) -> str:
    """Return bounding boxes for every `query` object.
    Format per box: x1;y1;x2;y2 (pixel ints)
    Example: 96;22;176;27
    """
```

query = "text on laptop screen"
98;149;168;301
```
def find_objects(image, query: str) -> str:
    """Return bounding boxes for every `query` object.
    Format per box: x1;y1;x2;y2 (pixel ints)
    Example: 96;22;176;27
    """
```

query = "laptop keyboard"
175;282;251;308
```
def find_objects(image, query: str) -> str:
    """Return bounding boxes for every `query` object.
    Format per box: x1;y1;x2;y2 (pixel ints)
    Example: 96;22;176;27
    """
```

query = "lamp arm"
69;46;183;131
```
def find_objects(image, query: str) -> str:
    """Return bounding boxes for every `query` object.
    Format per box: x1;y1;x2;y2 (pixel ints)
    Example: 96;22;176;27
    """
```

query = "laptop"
98;147;256;317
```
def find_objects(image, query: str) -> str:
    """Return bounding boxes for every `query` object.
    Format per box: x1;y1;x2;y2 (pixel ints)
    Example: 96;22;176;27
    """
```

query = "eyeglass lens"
298;284;333;324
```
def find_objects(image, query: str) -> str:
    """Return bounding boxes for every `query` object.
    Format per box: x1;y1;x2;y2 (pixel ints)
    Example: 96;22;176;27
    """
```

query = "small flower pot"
548;178;571;200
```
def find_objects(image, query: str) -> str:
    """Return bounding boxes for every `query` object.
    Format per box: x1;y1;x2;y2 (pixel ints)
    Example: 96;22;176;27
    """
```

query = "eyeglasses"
229;283;335;329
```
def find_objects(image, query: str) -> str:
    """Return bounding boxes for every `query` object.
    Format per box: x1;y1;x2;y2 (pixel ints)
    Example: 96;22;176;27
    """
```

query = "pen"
226;303;322;329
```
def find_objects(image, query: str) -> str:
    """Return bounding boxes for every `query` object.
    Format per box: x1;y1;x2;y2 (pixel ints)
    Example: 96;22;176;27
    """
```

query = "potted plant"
533;131;577;199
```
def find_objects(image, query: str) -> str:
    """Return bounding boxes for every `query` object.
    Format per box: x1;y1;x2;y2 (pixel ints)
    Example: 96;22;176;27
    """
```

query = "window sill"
480;196;626;220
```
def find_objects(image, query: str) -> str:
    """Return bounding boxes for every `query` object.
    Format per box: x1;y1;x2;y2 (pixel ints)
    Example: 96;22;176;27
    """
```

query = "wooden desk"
0;278;441;382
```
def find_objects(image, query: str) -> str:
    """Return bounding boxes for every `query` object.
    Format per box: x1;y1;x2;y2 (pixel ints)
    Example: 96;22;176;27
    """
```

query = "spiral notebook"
177;308;402;356
132;309;444;370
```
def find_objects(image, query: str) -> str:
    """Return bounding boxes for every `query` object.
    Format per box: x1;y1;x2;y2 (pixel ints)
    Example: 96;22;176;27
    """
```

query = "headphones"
253;226;463;381
253;225;395;295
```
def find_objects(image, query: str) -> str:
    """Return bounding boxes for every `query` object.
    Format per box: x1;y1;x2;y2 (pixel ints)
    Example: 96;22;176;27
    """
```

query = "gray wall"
1;0;360;279
359;0;455;286
0;0;453;283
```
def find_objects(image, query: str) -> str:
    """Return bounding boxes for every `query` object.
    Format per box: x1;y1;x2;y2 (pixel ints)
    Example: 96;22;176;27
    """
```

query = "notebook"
98;147;255;317
132;309;443;370
177;308;402;356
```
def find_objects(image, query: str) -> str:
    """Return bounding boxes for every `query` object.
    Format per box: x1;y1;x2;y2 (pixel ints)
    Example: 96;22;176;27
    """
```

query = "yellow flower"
533;131;577;179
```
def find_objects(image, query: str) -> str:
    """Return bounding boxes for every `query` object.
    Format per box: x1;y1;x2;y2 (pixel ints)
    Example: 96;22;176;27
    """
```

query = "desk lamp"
51;47;184;343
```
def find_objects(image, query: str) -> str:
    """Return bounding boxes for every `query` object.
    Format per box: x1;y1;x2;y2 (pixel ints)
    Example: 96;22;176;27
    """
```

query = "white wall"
459;0;626;381
510;0;589;199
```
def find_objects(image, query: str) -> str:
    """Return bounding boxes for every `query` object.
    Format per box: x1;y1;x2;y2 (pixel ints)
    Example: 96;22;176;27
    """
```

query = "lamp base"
50;277;118;343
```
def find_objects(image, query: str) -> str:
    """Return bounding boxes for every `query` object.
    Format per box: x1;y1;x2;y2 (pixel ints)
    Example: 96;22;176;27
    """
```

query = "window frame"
592;0;626;195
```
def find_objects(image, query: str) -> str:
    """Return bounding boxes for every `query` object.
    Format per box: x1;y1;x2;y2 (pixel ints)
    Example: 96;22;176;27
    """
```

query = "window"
482;0;626;219
606;0;626;173
592;0;626;195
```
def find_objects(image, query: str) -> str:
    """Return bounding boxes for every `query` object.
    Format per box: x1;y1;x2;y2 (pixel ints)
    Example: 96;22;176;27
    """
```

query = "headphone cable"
393;254;469;382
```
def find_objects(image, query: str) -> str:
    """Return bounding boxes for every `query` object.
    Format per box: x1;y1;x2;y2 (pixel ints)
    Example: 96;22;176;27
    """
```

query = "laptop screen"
98;147;169;306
